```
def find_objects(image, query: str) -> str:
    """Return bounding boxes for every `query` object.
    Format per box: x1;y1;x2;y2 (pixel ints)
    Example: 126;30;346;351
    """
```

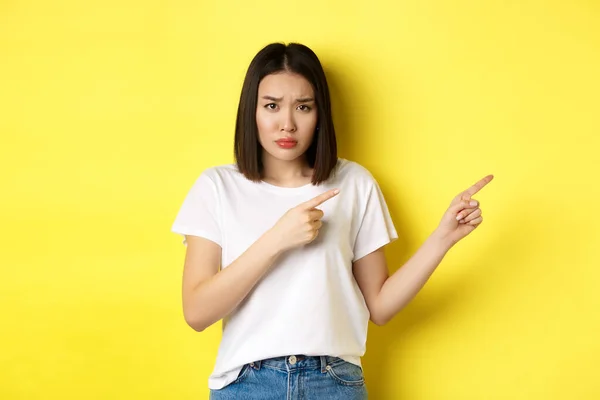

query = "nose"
281;110;296;133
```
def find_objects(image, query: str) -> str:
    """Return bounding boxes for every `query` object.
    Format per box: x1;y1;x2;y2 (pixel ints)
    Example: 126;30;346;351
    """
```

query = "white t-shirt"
171;158;398;389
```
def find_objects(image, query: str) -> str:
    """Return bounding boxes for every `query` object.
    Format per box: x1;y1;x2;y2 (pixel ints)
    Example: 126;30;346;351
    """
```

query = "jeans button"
288;355;297;365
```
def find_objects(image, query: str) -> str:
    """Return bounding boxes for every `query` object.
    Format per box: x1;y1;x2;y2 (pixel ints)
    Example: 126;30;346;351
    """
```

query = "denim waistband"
248;355;346;373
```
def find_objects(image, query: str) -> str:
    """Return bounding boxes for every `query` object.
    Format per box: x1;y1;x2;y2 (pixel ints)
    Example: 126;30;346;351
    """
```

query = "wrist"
261;228;287;257
429;228;455;253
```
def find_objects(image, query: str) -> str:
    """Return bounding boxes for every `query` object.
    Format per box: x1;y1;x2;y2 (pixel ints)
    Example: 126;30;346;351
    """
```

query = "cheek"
304;110;318;128
299;114;318;135
256;110;277;134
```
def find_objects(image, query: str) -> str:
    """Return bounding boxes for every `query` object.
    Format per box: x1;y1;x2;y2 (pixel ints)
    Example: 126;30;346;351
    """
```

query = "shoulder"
334;158;378;187
194;163;243;184
200;163;237;178
183;164;243;197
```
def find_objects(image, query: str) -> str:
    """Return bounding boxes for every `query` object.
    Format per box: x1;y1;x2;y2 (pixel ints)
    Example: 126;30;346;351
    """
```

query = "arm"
353;231;451;326
182;233;282;332
354;175;493;326
181;188;340;332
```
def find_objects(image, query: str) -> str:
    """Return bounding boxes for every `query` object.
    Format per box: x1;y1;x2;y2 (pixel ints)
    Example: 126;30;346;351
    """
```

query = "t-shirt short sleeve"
171;171;222;247
353;179;398;262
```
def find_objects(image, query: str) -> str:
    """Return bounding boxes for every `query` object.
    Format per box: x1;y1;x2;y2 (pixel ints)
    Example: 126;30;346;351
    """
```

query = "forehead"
258;72;314;96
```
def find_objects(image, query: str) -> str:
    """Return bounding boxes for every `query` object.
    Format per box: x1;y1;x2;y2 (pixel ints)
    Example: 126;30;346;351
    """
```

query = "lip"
275;138;298;149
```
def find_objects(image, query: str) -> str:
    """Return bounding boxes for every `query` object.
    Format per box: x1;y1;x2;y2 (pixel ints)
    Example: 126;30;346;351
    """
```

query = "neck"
261;152;313;187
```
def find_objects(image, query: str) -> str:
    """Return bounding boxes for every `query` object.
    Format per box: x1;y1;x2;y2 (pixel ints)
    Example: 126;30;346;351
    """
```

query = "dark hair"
234;42;338;185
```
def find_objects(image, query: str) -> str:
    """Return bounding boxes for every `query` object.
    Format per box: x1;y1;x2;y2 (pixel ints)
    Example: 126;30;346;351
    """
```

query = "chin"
266;146;306;161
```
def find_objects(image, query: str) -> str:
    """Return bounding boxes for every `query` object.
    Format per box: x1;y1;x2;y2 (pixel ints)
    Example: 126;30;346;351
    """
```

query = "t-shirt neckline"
258;179;315;195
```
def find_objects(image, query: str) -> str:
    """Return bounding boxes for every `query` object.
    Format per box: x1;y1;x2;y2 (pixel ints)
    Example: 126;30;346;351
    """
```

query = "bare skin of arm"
354;175;494;325
182;234;282;332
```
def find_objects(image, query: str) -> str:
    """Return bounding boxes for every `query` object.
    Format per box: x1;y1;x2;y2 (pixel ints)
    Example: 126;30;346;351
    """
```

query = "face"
256;72;318;164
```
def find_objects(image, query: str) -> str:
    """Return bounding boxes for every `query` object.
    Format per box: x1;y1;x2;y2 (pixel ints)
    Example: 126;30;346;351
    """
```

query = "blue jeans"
209;355;368;399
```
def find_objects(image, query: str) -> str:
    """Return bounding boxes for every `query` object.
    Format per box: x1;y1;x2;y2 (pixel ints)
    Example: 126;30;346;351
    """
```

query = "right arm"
182;231;282;332
181;188;340;332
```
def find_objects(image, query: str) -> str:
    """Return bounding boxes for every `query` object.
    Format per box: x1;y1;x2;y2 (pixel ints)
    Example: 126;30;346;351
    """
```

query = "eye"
265;103;278;110
297;105;312;112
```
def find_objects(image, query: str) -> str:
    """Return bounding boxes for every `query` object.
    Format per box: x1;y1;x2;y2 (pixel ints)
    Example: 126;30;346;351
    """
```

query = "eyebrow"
261;95;315;102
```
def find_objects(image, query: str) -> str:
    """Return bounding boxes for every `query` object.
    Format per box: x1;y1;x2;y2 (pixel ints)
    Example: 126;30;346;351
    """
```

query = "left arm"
353;231;451;326
354;174;494;326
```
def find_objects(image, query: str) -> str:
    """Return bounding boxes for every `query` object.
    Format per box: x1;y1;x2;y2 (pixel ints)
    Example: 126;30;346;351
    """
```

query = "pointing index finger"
303;189;340;209
464;174;494;198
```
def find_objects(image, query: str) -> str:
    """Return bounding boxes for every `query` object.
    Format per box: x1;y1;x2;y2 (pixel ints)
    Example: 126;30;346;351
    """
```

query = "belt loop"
320;356;327;373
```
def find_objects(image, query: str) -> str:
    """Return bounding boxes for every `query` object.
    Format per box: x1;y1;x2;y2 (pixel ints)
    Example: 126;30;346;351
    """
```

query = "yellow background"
1;0;599;398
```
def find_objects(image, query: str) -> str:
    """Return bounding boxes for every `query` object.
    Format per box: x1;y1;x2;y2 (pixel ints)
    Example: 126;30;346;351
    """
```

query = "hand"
434;175;494;247
268;188;340;253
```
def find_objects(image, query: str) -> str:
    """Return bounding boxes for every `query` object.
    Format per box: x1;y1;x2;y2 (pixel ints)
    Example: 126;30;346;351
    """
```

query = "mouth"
275;139;298;149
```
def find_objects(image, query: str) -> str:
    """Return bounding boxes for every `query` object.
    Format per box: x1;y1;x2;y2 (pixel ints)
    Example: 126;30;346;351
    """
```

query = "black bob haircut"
234;42;338;185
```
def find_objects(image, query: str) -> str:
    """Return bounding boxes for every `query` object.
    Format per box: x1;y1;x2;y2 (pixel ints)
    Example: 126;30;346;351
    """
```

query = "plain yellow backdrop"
1;0;599;398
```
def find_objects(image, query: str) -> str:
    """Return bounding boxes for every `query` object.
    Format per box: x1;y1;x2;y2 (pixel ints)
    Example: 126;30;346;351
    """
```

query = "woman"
172;42;493;399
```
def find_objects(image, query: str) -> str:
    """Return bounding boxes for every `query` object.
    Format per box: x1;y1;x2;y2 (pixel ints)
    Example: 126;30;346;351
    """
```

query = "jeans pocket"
325;359;365;386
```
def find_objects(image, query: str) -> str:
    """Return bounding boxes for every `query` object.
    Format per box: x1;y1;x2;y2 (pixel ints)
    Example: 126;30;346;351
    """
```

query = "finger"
467;216;483;225
463;175;494;198
455;201;479;217
457;208;477;223
463;208;482;223
311;220;323;230
308;229;320;243
456;208;476;221
302;189;340;209
452;199;478;219
307;209;324;221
